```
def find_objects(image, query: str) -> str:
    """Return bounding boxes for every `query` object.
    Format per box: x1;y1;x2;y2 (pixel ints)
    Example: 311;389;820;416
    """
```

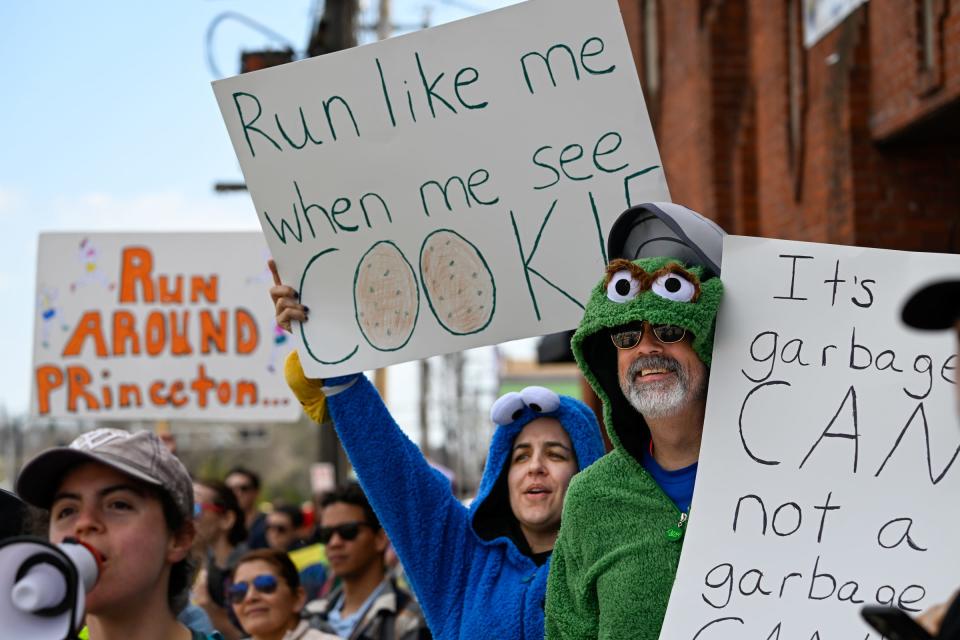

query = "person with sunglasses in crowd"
270;260;604;640
265;505;305;552
228;548;338;640
226;466;269;550
302;483;430;640
193;479;249;639
266;504;328;601
545;204;726;640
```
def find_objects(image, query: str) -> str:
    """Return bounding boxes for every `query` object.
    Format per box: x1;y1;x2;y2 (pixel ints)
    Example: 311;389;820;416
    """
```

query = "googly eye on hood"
490;392;526;425
606;270;642;303
651;270;698;303
572;255;723;465
519;386;560;413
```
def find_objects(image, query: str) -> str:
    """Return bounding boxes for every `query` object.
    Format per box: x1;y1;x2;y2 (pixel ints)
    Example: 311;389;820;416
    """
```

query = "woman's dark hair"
226;466;261;492
157;488;198;614
233;548;302;592
197;478;248;546
318;483;381;530
272;504;304;529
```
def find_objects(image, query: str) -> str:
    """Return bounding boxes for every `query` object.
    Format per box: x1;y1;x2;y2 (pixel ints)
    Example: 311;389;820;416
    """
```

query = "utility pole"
304;0;360;487
419;359;430;457
307;0;359;57
377;0;392;41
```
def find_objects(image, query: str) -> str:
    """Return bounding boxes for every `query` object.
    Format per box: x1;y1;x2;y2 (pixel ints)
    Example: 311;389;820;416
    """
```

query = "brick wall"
622;0;960;252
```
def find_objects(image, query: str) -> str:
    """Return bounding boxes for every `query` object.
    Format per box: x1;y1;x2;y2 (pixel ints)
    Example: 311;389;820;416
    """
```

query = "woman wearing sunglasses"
269;262;606;640
229;549;338;640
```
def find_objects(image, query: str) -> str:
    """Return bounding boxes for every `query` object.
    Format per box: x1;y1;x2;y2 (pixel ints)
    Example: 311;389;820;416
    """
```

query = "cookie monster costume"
545;203;725;640
285;353;604;640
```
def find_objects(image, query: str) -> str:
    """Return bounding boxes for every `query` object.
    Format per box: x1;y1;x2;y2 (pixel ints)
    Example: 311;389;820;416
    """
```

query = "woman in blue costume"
270;263;604;640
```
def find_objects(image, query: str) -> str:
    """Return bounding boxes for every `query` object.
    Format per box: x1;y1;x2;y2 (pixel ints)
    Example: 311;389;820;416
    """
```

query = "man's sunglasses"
610;323;687;349
317;522;374;544
227;574;278;604
266;523;290;534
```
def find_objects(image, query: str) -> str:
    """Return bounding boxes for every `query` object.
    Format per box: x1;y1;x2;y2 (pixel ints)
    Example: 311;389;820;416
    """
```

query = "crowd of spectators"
3;435;430;640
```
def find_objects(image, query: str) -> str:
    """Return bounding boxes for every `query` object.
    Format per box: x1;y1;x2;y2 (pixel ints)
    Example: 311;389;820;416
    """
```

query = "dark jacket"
941;593;960;639
304;577;431;640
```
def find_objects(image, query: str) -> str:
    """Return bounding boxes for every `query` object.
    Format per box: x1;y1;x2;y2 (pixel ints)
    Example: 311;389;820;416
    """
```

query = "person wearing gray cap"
902;279;960;639
16;428;222;640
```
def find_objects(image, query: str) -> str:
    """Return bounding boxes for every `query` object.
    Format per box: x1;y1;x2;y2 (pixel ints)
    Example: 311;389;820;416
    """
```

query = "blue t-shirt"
641;449;698;513
326;580;388;638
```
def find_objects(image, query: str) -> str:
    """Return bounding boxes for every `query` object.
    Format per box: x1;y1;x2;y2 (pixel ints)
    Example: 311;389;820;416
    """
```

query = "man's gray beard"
619;354;700;420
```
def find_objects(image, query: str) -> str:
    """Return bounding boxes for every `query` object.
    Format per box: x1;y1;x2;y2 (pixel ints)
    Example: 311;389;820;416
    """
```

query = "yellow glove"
284;350;329;424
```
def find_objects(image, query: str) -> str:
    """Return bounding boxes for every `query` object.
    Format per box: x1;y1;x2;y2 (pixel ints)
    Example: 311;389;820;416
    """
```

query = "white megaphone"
0;536;102;640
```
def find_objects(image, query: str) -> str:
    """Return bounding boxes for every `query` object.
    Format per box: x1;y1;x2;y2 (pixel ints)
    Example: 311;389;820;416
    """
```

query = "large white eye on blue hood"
606;270;641;303
651;271;697;302
519;386;560;413
490;392;525;425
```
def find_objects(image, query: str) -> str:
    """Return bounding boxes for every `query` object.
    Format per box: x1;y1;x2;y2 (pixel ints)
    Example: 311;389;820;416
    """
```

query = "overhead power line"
205;11;298;78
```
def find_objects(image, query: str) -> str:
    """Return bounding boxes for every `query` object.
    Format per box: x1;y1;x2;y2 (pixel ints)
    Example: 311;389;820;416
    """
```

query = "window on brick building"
786;0;806;199
642;0;660;98
916;0;945;94
921;0;936;70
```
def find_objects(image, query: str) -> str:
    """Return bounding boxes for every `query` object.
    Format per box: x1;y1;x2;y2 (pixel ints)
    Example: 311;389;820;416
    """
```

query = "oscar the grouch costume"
545;203;725;640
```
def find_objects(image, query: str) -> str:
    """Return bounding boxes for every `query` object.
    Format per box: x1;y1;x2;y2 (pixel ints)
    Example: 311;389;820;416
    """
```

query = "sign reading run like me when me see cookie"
212;0;669;377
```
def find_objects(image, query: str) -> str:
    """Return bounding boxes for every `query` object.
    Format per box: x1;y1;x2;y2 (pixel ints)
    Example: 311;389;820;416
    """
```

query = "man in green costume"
545;203;725;640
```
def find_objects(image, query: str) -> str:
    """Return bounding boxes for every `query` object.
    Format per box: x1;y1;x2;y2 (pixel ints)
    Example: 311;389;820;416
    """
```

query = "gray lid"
606;203;726;277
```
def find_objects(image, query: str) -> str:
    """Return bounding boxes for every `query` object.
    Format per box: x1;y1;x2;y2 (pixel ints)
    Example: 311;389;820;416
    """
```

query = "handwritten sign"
212;0;669;377
31;232;299;421
660;236;960;639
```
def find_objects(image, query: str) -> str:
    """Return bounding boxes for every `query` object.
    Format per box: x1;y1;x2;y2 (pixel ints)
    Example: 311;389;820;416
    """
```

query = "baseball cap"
901;279;960;330
16;428;193;521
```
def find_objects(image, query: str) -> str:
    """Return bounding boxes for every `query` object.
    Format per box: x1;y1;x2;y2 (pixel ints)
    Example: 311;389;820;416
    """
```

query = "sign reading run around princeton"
31;232;299;421
212;0;669;378
660;236;960;639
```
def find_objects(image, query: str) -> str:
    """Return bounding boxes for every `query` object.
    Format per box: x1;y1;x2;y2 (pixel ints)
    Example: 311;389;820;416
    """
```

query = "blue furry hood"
469;386;605;544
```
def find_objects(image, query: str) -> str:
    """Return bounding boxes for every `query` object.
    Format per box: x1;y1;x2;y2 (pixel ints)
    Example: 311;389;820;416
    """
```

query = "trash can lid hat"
606;202;726;278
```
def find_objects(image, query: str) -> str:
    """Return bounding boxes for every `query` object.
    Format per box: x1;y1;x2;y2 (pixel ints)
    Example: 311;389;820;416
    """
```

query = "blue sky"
0;0;518;417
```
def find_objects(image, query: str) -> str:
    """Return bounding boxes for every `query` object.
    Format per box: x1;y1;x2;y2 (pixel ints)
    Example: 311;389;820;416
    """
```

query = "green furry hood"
572;256;723;459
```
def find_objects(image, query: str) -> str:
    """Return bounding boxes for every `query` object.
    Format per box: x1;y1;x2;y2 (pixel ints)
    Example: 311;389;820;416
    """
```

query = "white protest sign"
659;236;960;639
212;0;669;378
31;232;299;422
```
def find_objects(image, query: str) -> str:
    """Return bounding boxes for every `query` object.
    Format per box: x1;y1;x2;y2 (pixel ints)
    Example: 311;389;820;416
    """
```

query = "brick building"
617;0;960;251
